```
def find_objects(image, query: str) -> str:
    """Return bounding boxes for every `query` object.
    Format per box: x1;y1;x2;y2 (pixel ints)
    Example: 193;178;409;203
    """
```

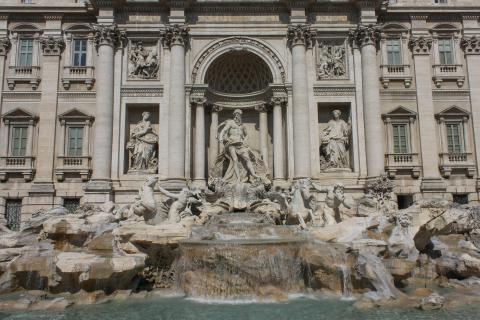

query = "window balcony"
385;153;421;178
0;156;35;182
61;66;95;90
6;66;41;90
432;64;465;88
55;156;91;181
380;64;413;89
439;152;475;178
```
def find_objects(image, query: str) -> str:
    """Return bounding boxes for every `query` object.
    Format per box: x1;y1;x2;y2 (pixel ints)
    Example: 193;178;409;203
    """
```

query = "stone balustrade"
432;64;465;88
55;156;92;182
0;156;35;182
439;152;475;178
62;66;95;90
385;153;421;179
380;64;412;88
6;65;41;90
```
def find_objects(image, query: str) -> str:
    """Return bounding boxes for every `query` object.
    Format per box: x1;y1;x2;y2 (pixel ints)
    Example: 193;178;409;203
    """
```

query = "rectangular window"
67;127;84;157
10;126;28;157
5;199;22;231
18;39;33;67
386;38;402;65
397;195;414;210
434;0;448;4
453;194;468;205
438;38;454;65
446;122;463;153
72;39;87;67
63;198;80;213
392;123;408;154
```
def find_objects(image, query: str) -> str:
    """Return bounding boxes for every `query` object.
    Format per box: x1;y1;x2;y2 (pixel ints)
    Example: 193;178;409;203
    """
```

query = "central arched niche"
204;50;273;95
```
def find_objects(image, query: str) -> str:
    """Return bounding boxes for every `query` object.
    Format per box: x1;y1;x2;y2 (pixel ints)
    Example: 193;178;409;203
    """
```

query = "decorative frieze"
461;36;480;55
0;37;10;56
349;24;381;48
316;40;347;80
313;86;355;96
120;87;164;97
39;36;65;56
408;36;433;55
287;24;315;47
162;24;189;48
91;23;125;49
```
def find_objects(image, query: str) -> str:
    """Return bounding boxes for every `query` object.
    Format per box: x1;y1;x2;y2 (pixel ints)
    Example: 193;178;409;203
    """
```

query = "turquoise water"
1;296;479;320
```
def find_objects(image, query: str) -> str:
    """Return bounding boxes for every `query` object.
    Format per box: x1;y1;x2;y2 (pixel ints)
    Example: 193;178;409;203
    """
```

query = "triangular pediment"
436;106;470;118
1;108;37;121
58;108;93;121
383;106;417;119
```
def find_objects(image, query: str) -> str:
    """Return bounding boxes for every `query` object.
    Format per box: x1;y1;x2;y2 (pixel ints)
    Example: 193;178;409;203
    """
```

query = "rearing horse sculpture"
285;179;318;229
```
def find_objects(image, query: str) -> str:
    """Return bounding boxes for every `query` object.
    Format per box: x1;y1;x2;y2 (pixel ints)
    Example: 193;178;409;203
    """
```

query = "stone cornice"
461;36;480;55
43;14;63;21
162;24;189;48
409;36;433;55
349;24;381;48
287;24;315;48
120;86;164;97
91;23;126;49
39;36;65;56
0;37;11;56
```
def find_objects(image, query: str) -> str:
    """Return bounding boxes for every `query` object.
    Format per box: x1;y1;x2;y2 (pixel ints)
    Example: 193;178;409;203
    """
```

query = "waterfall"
339;264;353;300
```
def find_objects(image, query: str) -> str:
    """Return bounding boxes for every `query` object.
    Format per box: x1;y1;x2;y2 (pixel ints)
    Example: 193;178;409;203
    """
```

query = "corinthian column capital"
0;37;11;56
91;23;125;49
287;24;315;48
461;36;480;55
271;96;287;107
349;24;381;48
39;36;65;56
190;96;207;106
409;36;433;55
163;24;190;48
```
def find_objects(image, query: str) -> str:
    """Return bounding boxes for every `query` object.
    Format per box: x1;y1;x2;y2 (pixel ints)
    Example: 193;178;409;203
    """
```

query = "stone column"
409;36;445;191
350;24;385;178
164;24;189;183
209;105;221;168
272;96;286;180
32;35;65;191
288;25;313;179
462;36;480;189
255;104;269;167
192;96;207;184
86;24;123;197
0;36;10;153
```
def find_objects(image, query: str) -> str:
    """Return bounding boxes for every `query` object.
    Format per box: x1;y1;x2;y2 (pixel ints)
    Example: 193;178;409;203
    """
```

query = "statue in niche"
126;111;158;173
128;41;159;79
317;42;347;80
210;109;269;185
319;109;351;170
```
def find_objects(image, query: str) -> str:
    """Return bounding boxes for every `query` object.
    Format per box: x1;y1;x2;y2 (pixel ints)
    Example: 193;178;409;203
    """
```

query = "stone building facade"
1;0;480;225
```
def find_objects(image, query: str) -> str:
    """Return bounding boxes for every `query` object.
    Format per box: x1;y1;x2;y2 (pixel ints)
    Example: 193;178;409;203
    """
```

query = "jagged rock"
311;216;380;243
418;292;445;310
383;258;416;282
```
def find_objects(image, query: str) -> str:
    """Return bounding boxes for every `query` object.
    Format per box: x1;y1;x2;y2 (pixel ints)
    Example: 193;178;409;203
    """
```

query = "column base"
272;179;290;189
192;179;207;189
29;182;56;196
420;178;447;193
83;180;113;204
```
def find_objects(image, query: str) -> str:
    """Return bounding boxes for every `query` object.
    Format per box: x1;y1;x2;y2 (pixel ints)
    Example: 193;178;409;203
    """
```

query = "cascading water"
176;213;307;301
339;264;353;300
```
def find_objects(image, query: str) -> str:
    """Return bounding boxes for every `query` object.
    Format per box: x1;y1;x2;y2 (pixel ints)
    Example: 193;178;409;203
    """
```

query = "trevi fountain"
1;109;480;319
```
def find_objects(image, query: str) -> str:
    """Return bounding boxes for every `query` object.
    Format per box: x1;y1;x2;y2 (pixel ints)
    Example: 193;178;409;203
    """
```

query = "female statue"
127;111;158;172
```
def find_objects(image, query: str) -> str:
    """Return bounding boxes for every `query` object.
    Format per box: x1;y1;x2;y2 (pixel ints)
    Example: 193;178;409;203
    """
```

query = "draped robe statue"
320;109;351;170
127;111;158;173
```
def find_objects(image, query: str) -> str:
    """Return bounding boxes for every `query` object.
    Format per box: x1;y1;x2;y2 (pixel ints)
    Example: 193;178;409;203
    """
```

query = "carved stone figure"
126;111;158;173
319;109;351;170
388;211;417;259
284;179;319;229
312;182;353;225
128;42;159;79
357;174;397;216
317;42;346;79
157;185;203;224
210;109;269;185
114;176;158;224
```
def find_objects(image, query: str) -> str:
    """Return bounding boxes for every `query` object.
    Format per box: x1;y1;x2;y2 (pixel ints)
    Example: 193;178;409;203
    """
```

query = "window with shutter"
446;122;463;153
10;126;28;157
18;39;33;67
392;123;408;154
72;39;87;67
67;127;83;157
386;38;402;65
438;38;454;65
